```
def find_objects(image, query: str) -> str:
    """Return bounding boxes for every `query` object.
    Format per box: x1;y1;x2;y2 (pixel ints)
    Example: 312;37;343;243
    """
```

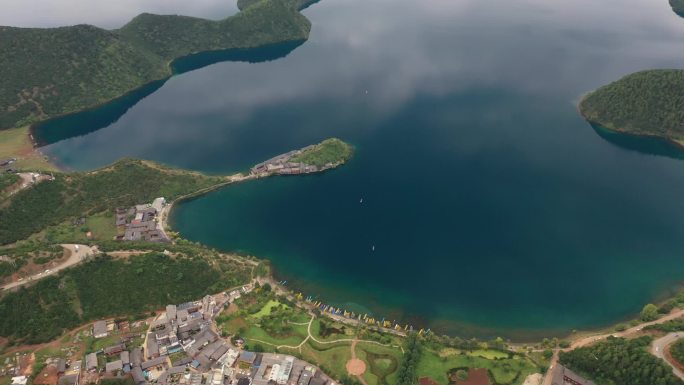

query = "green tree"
641;304;660;322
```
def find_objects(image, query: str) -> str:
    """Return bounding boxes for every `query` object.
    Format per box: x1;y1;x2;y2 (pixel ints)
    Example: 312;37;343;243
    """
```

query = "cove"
33;0;684;339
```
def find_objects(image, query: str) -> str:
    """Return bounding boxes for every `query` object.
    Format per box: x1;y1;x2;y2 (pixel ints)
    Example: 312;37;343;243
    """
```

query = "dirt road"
542;308;684;385
1;244;96;291
652;333;684;381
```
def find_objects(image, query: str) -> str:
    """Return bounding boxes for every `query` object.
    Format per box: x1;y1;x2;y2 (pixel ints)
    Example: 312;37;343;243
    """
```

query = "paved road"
652;333;684;381
1;244;96;291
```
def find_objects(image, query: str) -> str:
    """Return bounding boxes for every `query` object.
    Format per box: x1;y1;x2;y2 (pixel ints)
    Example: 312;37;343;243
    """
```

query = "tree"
641;304;659;322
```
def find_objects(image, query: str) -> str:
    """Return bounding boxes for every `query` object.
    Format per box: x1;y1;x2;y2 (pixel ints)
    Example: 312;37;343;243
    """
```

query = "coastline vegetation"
579;70;684;145
559;336;681;385
0;0;311;130
290;138;354;167
672;339;684;366
0;159;223;245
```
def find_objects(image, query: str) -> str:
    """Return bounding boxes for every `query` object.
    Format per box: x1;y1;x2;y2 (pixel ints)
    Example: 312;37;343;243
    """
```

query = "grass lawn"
86;334;124;353
301;341;352;380
467;349;510;360
241;323;308;348
30;211;118;244
417;349;537;385
0;126;56;171
250;299;287;319
312;319;356;342
357;343;402;385
289;138;353;167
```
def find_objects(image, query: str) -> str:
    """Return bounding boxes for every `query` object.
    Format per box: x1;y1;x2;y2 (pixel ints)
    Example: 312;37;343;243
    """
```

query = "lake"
25;0;684;339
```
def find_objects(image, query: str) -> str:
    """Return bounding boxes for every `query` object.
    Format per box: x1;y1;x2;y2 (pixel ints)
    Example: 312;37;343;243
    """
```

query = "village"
5;284;336;385
250;147;324;176
115;198;169;243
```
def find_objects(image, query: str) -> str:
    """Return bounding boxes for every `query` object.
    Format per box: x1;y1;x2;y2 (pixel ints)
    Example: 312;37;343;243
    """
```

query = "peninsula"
579;70;684;146
0;0;312;130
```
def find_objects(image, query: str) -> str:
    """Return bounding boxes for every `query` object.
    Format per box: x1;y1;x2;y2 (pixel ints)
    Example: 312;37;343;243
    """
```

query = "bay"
27;0;684;339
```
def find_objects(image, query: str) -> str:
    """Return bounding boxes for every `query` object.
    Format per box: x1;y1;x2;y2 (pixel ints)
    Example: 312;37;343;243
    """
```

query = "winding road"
543;308;684;385
1;244;96;291
652;333;684;381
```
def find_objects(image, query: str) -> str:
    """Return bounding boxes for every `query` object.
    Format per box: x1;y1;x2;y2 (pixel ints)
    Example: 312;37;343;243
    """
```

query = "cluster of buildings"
250;148;322;176
78;287;335;385
551;365;596;385
115;197;169;243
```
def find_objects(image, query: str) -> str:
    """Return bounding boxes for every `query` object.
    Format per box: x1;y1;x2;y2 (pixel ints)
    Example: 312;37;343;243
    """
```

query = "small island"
671;0;684;17
578;69;684;146
251;138;353;175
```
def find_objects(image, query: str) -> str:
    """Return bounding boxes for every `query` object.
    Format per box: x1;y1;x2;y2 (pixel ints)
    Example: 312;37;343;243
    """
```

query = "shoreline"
577;93;684;151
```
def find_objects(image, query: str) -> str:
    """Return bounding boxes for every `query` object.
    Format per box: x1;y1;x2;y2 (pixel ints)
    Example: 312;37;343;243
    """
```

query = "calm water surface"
26;0;684;339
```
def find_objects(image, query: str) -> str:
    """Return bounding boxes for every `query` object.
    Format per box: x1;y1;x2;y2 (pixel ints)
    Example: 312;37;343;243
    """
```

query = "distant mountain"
0;0;311;130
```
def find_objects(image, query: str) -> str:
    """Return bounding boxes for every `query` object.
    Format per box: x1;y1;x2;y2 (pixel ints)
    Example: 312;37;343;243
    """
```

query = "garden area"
416;348;537;385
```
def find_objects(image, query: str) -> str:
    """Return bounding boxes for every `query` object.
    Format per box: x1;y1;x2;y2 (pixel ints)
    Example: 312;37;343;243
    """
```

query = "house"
236;378;251;385
146;335;159;359
104;343;125;356
11;376;27;385
58;374;79;385
105;360;123;373
131;366;146;385
141;356;168;371
309;377;327;385
121;351;130;366
131;348;143;367
93;320;108;338
85;353;98;372
56;359;66;374
238;351;256;366
166;305;177;322
552;365;597;385
298;369;313;385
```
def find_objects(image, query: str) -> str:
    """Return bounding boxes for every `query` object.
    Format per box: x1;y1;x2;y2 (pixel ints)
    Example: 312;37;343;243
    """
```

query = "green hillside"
579;70;684;144
0;159;225;245
0;251;252;344
0;0;311;129
671;0;684;17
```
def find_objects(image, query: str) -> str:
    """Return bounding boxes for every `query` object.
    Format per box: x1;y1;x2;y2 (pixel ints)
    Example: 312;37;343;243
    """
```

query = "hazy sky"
0;0;237;28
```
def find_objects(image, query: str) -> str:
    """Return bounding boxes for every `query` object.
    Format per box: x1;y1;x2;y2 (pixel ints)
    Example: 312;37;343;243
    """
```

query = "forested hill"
672;0;684;17
0;251;253;344
579;70;684;144
0;0;311;130
0;159;224;245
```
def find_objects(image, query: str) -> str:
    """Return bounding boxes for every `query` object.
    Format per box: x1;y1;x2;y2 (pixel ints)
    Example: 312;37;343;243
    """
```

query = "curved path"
652;333;684;381
250;314;401;352
1;244;96;291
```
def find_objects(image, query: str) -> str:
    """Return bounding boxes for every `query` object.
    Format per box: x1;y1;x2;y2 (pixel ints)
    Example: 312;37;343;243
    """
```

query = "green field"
241;322;309;349
290;138;354;167
357;343;403;385
467;349;510;360
0;126;55;171
251;299;289;319
417;349;537;385
301;341;353;381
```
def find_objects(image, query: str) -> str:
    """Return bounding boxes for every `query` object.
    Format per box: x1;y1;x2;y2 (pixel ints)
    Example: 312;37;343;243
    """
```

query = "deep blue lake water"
25;0;684;339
